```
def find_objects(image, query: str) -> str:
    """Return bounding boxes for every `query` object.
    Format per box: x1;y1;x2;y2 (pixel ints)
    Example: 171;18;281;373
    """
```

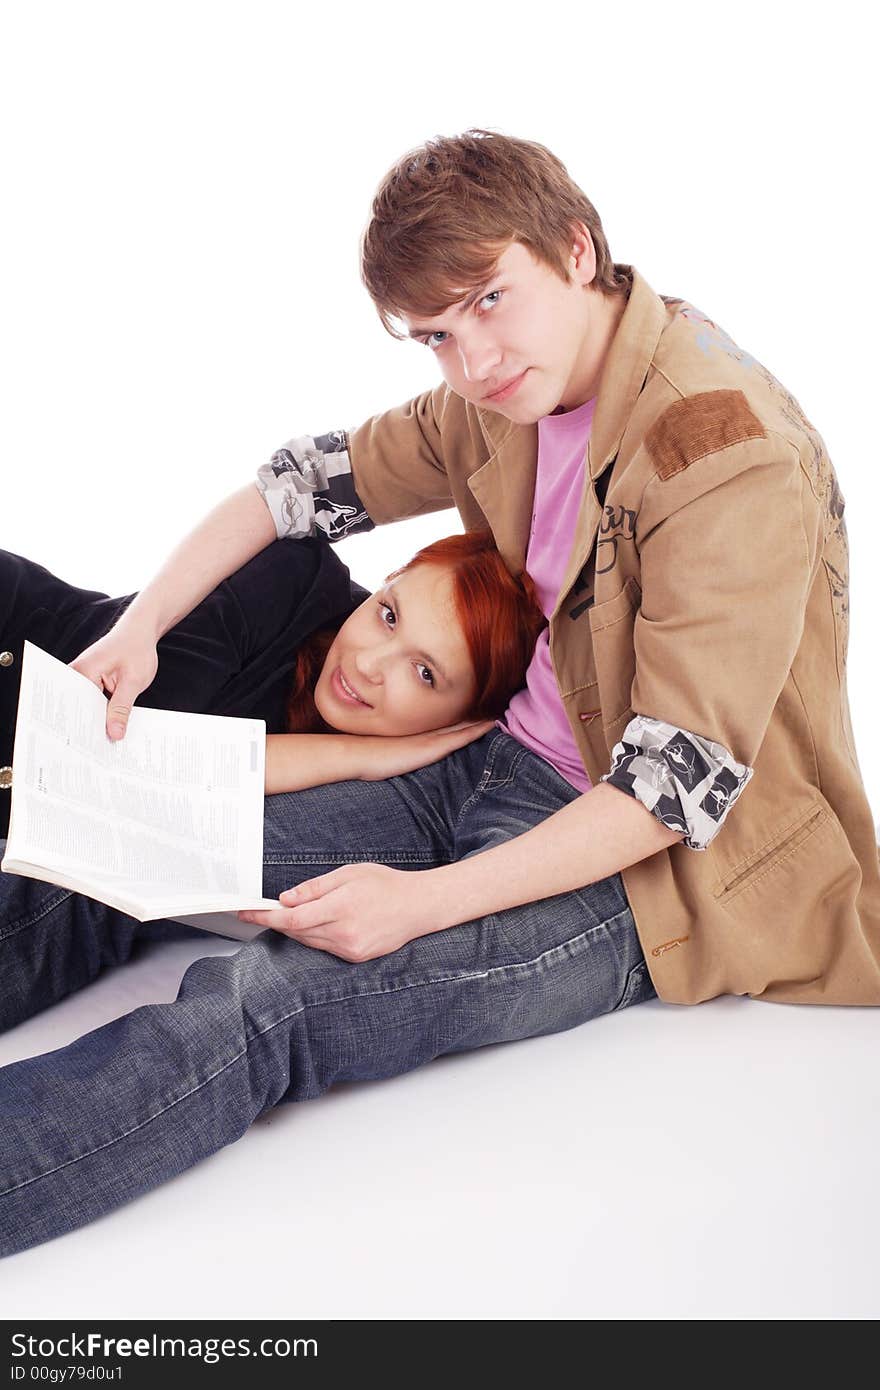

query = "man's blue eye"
421;292;501;349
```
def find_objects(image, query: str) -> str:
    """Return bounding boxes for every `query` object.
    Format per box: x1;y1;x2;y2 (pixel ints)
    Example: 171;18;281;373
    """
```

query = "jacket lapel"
588;268;667;481
465;417;538;579
555;268;670;612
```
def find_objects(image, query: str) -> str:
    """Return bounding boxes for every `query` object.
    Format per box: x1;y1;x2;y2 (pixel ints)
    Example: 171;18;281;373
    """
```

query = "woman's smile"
330;665;372;708
312;565;476;736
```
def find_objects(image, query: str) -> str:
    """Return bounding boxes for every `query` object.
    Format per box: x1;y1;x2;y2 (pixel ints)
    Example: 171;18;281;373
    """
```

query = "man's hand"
70;625;159;740
238;864;446;961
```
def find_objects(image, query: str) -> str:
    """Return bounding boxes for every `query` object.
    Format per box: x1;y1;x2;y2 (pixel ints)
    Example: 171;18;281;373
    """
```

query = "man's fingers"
279;870;349;903
238;901;332;936
237;907;293;933
278;894;337;932
239;873;359;934
237;911;338;955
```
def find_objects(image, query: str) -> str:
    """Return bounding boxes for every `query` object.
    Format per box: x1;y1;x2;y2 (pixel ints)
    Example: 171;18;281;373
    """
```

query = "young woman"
0;529;547;1256
0;530;544;822
262;530;545;793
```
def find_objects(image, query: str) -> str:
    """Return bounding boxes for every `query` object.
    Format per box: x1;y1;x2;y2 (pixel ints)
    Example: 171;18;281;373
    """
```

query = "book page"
1;642;280;920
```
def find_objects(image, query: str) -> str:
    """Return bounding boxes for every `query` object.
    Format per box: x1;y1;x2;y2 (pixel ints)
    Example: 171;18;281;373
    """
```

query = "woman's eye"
378;600;396;627
416;663;435;688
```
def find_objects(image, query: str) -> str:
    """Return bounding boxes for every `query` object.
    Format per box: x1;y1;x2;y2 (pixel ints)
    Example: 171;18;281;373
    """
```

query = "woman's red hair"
285;531;544;734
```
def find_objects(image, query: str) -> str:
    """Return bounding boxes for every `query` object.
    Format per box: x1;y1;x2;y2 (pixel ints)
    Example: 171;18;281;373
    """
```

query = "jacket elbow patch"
647;389;766;480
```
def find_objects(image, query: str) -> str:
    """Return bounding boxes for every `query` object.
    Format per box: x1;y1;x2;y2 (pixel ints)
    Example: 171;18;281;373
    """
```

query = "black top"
0;540;370;838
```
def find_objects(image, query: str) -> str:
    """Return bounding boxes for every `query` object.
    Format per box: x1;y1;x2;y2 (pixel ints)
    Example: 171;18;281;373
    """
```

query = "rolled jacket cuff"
256;429;375;543
600;714;754;850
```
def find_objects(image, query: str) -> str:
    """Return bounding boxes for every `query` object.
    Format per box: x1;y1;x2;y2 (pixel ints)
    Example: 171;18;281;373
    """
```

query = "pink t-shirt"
496;396;597;794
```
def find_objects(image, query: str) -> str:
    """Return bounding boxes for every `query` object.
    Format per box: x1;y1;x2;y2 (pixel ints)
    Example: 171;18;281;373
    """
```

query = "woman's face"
313;563;478;736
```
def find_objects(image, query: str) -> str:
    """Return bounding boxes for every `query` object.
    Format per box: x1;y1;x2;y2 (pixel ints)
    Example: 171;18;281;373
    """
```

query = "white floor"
3;442;879;1320
1;928;878;1320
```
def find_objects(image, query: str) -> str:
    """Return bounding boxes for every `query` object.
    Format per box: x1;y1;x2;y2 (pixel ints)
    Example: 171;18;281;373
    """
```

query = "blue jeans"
0;730;656;1257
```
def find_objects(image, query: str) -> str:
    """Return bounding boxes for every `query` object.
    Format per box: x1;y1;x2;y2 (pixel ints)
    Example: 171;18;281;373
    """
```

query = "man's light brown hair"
360;128;629;340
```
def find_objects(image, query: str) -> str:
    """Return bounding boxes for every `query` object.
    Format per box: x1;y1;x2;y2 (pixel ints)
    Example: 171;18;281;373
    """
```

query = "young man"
1;130;878;1254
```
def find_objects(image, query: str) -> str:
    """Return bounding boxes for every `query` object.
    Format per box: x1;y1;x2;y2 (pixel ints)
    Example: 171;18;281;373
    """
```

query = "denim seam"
263;851;448;866
454;734;528;829
0;906;633;1199
617;957;649;1009
0;1048;258;1198
0;888;74;943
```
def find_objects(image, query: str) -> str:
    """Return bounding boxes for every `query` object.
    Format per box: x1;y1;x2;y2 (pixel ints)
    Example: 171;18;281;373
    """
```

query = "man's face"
399;237;607;420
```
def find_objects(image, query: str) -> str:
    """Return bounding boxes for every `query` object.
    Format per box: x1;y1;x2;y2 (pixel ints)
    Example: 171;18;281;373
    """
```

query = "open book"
1;643;281;938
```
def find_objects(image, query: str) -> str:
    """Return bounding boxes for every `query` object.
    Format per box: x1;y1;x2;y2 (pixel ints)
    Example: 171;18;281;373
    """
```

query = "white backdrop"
1;0;879;1322
2;1;877;808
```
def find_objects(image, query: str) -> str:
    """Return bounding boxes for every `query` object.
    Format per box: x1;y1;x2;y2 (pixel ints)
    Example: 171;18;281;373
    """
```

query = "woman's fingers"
438;719;494;746
69;632;159;740
106;683;138;740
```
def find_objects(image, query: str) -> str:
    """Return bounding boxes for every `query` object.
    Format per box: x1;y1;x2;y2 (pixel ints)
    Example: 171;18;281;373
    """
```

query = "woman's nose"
353;647;385;684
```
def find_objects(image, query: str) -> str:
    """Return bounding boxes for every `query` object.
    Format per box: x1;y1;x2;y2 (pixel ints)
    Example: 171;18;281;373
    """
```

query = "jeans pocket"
614;957;656;1011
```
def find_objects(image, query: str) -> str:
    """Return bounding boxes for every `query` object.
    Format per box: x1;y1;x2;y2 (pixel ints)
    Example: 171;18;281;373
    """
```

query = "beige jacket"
261;266;880;1005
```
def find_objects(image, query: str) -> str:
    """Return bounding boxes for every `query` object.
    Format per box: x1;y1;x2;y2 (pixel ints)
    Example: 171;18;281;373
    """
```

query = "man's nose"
458;332;502;383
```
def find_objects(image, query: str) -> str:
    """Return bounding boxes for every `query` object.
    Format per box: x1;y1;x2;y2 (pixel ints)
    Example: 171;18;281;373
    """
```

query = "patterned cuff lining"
600;714;753;851
255;430;375;542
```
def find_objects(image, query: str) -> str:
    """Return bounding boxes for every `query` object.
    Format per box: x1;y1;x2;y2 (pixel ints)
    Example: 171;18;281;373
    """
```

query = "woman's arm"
114;484;276;642
265;733;367;794
265;721;494;794
72;484;275;739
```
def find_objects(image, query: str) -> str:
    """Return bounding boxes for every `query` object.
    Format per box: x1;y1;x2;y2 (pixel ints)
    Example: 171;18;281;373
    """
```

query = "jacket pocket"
712;800;829;905
589;576;641;738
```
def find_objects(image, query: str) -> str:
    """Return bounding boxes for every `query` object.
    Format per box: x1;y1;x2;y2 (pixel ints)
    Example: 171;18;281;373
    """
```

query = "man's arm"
73;395;449;740
243;415;825;962
239;781;683;960
422;781;683;928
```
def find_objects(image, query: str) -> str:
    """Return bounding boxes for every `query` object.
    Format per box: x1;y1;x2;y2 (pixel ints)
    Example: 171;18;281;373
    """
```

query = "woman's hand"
239;864;446;961
264;720;495;795
69;623;159;740
356;719;495;780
